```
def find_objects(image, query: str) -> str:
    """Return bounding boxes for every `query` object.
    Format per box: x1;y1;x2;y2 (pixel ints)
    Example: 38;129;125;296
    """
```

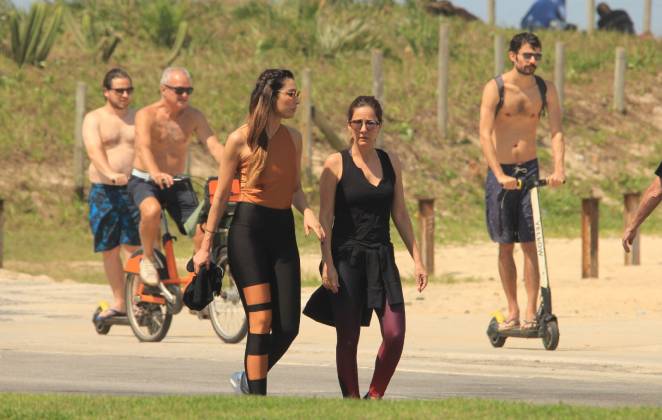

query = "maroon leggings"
331;259;406;398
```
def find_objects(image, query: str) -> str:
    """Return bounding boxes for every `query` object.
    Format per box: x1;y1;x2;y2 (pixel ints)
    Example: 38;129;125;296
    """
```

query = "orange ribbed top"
238;125;297;209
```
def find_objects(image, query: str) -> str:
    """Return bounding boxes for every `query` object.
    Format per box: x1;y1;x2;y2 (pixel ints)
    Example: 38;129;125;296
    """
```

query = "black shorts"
127;175;199;235
485;159;539;244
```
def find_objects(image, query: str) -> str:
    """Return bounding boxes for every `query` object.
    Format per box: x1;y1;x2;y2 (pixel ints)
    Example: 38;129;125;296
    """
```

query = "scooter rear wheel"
542;320;560;350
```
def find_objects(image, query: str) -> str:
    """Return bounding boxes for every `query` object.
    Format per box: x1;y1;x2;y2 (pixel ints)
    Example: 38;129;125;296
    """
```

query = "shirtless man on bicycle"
84;68;140;320
479;32;565;332
128;67;224;286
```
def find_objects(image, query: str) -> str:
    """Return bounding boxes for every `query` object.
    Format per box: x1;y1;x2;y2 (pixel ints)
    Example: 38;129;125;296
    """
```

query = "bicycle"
94;176;247;343
201;177;248;343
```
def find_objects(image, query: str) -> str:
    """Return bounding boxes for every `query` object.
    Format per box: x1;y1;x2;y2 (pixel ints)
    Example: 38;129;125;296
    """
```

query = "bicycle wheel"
125;273;173;342
209;251;247;343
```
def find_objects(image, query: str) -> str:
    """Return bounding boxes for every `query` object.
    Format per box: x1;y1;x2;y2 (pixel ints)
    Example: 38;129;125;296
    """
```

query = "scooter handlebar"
516;178;547;190
516;178;565;190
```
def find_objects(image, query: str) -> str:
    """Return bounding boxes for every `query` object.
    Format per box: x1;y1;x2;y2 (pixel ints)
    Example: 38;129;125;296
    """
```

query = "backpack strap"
494;75;505;118
534;75;547;118
494;75;547;118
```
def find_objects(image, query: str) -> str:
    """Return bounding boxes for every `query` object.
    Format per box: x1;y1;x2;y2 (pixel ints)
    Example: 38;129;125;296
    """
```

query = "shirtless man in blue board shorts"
128;67;224;286
479;33;565;331
84;68;140;320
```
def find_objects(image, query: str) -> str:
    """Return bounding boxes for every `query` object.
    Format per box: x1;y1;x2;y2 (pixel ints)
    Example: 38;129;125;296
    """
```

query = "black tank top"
332;148;395;249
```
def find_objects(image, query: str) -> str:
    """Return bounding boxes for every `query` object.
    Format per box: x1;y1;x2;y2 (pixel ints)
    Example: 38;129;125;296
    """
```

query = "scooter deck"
497;327;540;339
100;316;129;326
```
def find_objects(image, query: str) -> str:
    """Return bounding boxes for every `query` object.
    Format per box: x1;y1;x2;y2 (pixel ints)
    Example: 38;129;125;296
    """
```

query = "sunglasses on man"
109;87;134;95
164;85;194;95
520;52;543;62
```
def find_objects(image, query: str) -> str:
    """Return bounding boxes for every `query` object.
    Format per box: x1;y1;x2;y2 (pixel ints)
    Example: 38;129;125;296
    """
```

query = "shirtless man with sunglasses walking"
479;32;565;333
128;67;224;286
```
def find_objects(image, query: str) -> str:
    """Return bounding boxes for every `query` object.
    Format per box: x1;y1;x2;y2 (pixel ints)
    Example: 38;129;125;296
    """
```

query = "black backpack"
494;74;547;119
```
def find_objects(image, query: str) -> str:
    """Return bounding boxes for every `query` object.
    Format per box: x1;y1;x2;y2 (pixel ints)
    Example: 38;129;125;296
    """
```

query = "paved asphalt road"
2;350;662;407
1;272;662;407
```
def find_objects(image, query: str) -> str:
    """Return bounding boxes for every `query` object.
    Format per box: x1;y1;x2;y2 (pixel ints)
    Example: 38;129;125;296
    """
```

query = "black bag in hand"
183;259;224;311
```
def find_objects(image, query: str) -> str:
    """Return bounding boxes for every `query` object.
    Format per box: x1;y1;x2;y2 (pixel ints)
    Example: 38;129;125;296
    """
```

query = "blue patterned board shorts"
88;183;140;252
485;159;539;244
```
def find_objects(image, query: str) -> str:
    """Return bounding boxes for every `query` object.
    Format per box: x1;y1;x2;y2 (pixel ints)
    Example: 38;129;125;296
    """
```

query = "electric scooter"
486;178;560;351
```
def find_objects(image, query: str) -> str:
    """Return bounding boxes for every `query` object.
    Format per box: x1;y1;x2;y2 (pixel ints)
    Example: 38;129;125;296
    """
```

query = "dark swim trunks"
127;171;199;235
485;159;539;244
88;184;140;252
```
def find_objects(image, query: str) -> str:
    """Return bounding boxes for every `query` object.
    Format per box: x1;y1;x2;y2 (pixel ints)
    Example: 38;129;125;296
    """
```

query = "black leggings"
227;202;301;395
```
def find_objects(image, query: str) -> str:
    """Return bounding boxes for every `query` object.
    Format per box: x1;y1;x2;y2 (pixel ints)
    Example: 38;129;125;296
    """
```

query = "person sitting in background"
521;0;574;31
597;2;635;34
425;1;479;22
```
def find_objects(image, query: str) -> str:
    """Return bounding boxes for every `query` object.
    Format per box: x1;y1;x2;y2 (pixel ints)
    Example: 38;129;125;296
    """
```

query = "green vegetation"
66;9;121;63
4;2;63;68
2;394;662;419
2;0;662;283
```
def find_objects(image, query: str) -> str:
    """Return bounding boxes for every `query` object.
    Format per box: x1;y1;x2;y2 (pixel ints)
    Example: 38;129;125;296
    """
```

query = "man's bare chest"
501;86;542;119
151;118;193;146
98;119;134;148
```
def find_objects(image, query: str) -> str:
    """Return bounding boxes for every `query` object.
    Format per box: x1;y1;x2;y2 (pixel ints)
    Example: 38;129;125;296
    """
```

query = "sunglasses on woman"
349;119;380;130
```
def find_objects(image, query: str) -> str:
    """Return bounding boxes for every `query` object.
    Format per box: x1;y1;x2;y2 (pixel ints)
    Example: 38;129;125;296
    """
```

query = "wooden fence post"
487;0;496;26
418;198;435;275
371;49;384;147
581;197;599;278
437;23;449;140
614;47;626;114
0;198;3;269
301;68;313;182
554;41;565;116
494;33;504;76
311;107;345;151
74;81;87;200
623;192;641;265
586;0;595;34
643;0;652;35
185;150;192;175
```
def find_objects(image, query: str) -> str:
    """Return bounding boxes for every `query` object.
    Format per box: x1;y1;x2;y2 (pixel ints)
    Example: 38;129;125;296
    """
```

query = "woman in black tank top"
304;96;428;399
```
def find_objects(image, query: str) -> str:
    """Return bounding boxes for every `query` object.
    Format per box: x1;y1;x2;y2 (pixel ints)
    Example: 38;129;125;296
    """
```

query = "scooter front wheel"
542;319;560;350
487;317;507;348
92;307;111;335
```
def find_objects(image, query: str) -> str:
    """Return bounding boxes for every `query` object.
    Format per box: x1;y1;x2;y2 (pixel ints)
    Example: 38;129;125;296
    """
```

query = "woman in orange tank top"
194;69;324;395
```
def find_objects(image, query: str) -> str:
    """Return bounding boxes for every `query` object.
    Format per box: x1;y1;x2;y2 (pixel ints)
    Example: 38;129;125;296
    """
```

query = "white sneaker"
230;371;249;395
139;257;160;286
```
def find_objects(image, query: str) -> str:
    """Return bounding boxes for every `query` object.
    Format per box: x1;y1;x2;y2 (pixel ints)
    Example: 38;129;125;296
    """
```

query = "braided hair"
245;69;295;186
